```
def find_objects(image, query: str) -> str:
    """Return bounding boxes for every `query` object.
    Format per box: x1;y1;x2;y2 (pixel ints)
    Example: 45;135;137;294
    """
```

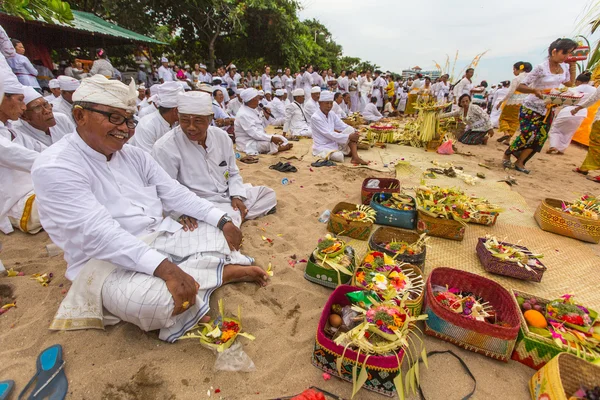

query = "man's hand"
348;132;360;142
271;136;284;145
487;129;495;137
154;259;199;316
571;106;582;116
496;103;502;111
215;118;225;127
533;89;544;99
231;198;248;220
178;215;198;232
223;221;242;250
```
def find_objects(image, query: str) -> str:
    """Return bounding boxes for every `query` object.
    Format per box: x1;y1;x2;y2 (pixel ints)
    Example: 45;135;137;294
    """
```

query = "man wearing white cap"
258;90;268;108
332;92;348;119
44;79;61;103
158;57;174;83
226;90;242;117
311;90;367;165
303;86;321;125
198;64;212;84
224;64;241;91
51;75;80;125
152;91;277;227
0;75;44;235
272;69;283;90
131;82;182;152
269;89;286;124
138;84;160;118
32;75;267;342
283;88;311;138
13;86;74;147
234;88;292;155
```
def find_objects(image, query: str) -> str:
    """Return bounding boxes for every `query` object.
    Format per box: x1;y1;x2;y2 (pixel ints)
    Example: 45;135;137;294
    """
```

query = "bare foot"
199;315;211;323
223;264;269;287
278;143;293;152
351;157;369;165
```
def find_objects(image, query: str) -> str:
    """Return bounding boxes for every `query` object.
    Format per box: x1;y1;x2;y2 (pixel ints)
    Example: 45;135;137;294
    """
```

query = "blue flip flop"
19;344;67;400
0;380;14;400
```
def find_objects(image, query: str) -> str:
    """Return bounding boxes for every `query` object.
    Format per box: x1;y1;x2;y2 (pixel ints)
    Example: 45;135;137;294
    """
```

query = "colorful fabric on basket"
535;199;600;244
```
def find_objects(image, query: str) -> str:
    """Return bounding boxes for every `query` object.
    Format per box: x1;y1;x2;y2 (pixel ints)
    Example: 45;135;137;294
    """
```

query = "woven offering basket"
416;210;466;241
368;227;426;267
360;178;401;205
304;251;355;289
476;238;546;282
311;285;404;398
534;198;600;244
529;353;600;400
469;211;500;226
328;202;374;240
542;93;584;107
511;290;598;370
423;267;520;361
370;193;417;230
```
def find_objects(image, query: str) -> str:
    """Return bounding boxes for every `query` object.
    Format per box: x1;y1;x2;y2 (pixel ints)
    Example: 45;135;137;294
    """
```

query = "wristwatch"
217;214;232;230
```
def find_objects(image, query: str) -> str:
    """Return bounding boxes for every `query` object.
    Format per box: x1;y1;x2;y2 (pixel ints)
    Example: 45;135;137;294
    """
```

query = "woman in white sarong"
490;81;510;128
359;70;373;112
547;71;596;154
348;71;360;113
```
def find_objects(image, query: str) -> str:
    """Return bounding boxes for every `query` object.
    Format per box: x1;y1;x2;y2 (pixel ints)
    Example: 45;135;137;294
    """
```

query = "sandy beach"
1;134;598;400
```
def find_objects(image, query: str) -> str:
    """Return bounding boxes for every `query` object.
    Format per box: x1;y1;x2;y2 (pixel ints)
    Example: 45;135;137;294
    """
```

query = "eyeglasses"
28;101;53;114
82;107;137;129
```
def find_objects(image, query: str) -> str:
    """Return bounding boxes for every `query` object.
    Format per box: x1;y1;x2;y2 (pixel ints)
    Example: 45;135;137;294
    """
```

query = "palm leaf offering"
416;185;502;222
558;195;599;220
335;204;377;223
383;233;428;256
313;234;354;277
482;235;543;272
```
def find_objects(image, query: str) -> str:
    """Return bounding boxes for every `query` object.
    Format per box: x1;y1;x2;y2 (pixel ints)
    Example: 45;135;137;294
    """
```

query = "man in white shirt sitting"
32;75;268;342
51;75;80;125
131;82;182;152
303;86;321;125
283;88;311;138
311;90;367;165
226;90;242;116
152;91;276;227
362;96;384;123
234;88;292;155
268;89;286;126
44;79;61;103
332;92;348;118
14;86;74;147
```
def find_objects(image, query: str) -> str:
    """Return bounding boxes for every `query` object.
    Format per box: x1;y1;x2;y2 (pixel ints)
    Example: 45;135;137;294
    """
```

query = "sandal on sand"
239;156;258;164
0;380;14;400
19;344;68;400
546;148;560;155
502;160;513;169
587;176;600;183
279;163;297;173
269;162;284;170
497;135;510;143
514;165;530;174
574;167;589;176
311;159;336;167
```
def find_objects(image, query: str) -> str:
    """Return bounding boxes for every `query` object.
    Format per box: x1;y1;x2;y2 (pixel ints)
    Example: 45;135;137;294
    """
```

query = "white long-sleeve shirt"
270;97;286;120
0;122;42;234
261;74;272;92
226;97;242;116
453;77;473;98
152;126;246;203
158;66;174;82
50;96;75;125
234;104;272;154
310;109;352;155
13;113;74;147
302;71;313;96
440;103;492;132
31;132;226;281
131;111;173;152
8;53;41;88
304;98;318;125
362;103;383;122
574;85;600;123
332;101;347;118
283;101;310;136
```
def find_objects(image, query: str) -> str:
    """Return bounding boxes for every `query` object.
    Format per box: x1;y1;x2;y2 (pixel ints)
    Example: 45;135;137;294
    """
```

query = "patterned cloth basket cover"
368;226;426;268
423;267;520;362
416;210;466;241
510;290;598;370
304;252;354;289
469;211;499;226
311;285;405;398
360;178;401;205
542;92;584;107
328;202;374;240
370;193;417;230
476;238;546;282
534;198;600;244
529;353;600;400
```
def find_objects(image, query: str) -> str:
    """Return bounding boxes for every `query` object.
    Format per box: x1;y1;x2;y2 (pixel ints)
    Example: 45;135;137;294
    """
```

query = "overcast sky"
299;0;599;84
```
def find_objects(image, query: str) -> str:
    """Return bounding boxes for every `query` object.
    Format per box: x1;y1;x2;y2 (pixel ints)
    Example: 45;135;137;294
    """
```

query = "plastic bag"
365;179;380;188
437;139;454;155
213;341;256;372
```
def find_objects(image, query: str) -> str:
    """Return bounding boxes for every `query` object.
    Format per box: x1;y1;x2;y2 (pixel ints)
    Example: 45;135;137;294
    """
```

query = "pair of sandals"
311;159;336;167
1;344;67;400
269;161;297;173
502;159;530;174
239;156;259;164
574;167;600;182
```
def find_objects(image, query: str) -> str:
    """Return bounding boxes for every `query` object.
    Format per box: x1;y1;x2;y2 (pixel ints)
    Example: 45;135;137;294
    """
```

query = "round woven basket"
368;227;426;267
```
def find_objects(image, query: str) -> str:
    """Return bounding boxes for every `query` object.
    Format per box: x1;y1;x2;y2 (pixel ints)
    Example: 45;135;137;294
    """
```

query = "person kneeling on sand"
32;75;268;342
310;90;368;165
234;88;292;155
152;91;277;228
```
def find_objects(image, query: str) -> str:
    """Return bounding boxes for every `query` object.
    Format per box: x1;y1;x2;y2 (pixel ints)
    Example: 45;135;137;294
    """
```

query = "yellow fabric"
498;104;520;135
9;194;42;234
581;120;600;171
405;93;418;115
573;100;600;146
386;81;395;97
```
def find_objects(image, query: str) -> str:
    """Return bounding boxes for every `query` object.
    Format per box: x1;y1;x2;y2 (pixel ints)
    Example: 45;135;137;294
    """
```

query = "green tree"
1;0;73;24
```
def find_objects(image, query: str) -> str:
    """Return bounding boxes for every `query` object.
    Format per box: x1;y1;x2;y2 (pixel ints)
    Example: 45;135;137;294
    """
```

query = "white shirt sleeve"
576;85;600;109
312;115;350;146
238;112;272;142
0;135;39;172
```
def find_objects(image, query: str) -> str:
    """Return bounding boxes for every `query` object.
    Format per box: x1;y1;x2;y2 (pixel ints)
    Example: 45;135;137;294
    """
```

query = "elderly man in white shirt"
44;79;61;102
362;96;384;123
269;89;286;125
51;75;80;125
13;86;74;147
311;90;367;165
152;91;276;227
131;82;181;152
197;64;212;84
332;92;348;119
234;88;292;155
0;75;44;235
303;86;321;125
32;75;268;342
158;57;174;83
283;88;311;138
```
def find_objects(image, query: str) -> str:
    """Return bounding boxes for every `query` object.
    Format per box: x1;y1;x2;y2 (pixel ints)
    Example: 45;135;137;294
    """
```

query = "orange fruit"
524;310;547;329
